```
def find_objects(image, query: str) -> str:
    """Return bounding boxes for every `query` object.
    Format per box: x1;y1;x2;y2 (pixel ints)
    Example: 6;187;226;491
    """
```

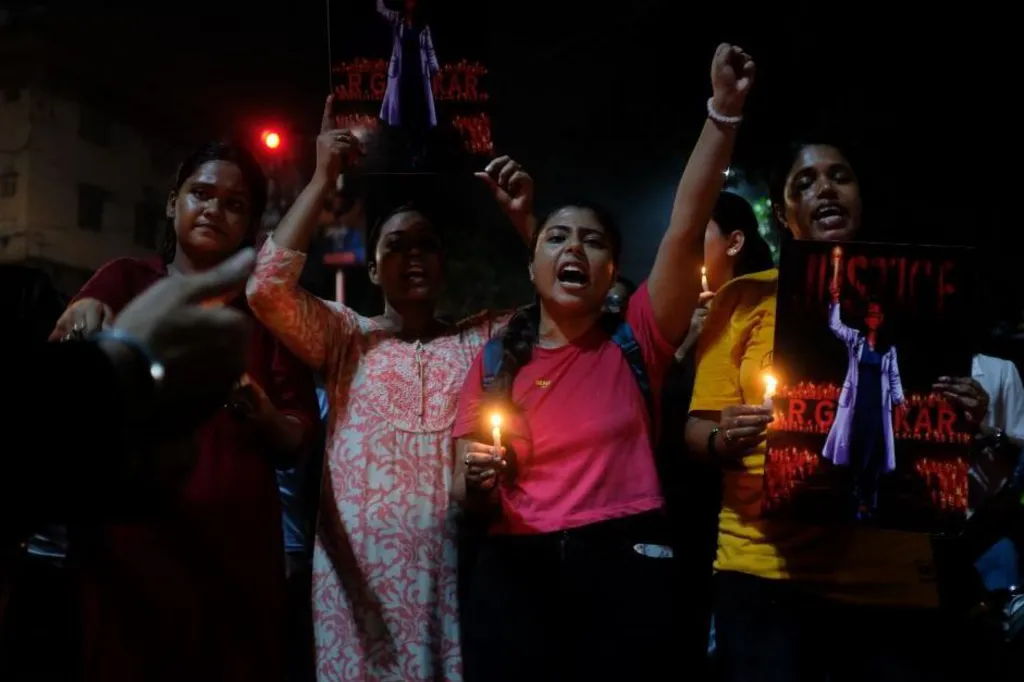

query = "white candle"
701;266;710;293
763;373;777;405
831;245;843;290
490;413;502;454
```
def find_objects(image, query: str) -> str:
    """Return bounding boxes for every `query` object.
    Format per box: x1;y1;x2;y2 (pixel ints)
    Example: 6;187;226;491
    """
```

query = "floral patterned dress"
247;237;505;682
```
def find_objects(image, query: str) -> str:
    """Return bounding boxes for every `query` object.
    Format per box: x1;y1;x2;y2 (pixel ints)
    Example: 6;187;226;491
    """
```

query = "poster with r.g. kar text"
329;0;493;174
763;241;975;533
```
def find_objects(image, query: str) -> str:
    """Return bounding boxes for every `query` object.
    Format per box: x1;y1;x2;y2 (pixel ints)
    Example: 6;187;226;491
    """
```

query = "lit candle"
831;245;843;290
701;265;710;293
762;373;777;405
490;413;502;454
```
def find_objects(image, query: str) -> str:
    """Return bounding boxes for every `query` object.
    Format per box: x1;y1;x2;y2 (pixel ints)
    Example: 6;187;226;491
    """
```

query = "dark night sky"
40;1;1015;287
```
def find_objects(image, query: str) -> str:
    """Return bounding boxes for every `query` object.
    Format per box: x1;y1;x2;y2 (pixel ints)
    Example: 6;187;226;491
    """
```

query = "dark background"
24;1;1018;317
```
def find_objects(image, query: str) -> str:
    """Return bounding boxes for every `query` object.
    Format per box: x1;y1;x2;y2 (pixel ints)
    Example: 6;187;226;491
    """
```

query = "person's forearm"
514;214;537;247
271;174;333;254
685;416;720;462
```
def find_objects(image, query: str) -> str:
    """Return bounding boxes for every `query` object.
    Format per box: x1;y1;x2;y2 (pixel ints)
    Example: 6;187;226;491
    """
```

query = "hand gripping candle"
490;412;502;455
762;372;777;406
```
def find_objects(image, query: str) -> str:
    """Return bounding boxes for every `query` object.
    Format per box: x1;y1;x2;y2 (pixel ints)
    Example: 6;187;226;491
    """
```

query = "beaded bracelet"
707;98;743;127
93;328;166;388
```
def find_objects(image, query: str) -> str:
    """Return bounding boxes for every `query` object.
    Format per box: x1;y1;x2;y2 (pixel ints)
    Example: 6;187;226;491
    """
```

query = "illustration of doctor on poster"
822;259;906;521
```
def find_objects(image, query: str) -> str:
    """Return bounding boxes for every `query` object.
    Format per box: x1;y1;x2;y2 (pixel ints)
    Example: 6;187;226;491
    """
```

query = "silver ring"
723;429;735;444
464;454;471;466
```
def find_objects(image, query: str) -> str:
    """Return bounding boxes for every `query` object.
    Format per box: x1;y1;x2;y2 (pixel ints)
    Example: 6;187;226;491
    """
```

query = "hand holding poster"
763;241;976;533
330;0;492;173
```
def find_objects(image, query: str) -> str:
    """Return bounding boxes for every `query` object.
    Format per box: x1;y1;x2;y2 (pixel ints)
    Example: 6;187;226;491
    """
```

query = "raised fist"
315;95;365;184
476;156;535;238
710;44;756;118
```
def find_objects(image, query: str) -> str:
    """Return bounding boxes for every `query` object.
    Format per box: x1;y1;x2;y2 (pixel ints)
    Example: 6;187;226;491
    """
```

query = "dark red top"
69;257;318;682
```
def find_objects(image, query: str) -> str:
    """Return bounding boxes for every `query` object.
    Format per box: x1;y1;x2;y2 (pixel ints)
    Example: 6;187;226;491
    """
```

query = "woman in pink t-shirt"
451;44;756;681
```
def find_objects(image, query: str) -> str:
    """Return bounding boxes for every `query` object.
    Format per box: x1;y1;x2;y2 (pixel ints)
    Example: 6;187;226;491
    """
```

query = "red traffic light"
260;129;281;150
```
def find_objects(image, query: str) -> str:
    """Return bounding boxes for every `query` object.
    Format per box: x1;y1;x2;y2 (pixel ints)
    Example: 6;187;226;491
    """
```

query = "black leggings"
462;512;682;682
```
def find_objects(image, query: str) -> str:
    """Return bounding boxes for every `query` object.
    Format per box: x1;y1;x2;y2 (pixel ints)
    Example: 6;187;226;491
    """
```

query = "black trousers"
283;553;315;682
713;571;969;682
462;512;682;682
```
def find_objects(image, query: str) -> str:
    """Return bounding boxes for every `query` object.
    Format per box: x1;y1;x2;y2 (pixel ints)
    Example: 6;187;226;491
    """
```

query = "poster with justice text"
329;0;493;173
762;241;976;533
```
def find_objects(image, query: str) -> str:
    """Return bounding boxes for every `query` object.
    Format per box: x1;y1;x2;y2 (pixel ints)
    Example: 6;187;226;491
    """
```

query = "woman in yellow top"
688;140;989;682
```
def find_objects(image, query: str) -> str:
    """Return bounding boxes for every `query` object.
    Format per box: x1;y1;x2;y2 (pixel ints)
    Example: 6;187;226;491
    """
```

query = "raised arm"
827;300;858;347
246;97;365;370
476;156;537;245
376;0;401;24
648;45;755;347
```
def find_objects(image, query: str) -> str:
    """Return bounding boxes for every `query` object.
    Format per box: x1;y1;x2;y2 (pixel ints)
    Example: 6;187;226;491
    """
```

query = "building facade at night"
0;6;183;296
0;81;176;295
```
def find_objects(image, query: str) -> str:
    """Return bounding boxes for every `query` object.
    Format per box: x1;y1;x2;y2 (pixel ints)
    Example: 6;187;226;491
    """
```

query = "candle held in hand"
831;245;843;289
490;413;502;454
701;265;710;293
762;373;777;405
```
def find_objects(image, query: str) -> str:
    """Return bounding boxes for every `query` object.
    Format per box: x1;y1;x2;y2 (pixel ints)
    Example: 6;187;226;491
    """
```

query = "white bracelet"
707;98;743;127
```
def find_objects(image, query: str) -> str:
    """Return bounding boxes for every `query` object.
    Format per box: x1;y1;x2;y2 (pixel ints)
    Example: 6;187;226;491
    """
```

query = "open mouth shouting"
556;260;590;291
403;261;427;286
811;202;850;233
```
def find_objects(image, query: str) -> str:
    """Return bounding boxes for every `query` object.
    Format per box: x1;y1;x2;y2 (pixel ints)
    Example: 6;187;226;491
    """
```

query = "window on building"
78;105;112;147
0;171;16;198
77;183;107;231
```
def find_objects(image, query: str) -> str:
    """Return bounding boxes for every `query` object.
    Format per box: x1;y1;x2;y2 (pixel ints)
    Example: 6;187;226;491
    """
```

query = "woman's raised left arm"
647;45;755;347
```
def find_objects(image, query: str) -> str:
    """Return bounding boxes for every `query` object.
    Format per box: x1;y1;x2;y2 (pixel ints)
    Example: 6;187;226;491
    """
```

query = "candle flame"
490;413;502;428
701;265;706;277
763;373;777;397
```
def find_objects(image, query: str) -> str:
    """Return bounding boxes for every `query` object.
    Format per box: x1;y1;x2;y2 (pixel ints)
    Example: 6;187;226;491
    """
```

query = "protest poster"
763;241;975;532
329;0;493;173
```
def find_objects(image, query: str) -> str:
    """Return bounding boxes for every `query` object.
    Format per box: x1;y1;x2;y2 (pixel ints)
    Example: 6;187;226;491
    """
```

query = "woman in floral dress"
246;99;533;681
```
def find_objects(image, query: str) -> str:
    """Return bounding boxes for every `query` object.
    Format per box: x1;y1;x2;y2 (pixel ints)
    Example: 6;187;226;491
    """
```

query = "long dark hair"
159;142;267;264
365;202;441;268
489;201;622;401
711;192;774;277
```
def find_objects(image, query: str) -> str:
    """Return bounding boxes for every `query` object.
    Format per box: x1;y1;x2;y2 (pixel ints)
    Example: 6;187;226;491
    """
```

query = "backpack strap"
481;335;505;392
481;319;654;432
610;320;655;428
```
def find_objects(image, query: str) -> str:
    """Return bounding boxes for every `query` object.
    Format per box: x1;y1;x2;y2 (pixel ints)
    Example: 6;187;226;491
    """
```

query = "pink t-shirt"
453;282;675;534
